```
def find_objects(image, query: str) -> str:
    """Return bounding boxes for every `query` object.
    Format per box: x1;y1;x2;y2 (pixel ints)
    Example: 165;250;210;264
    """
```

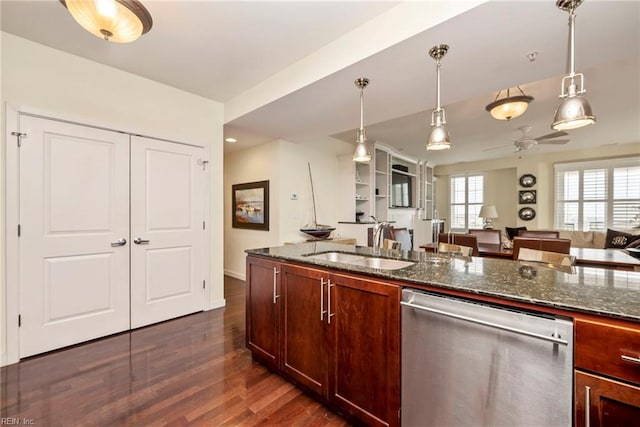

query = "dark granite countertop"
246;242;640;322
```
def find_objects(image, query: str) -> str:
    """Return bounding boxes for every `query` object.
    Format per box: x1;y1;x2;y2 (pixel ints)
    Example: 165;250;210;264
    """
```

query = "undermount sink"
304;252;414;270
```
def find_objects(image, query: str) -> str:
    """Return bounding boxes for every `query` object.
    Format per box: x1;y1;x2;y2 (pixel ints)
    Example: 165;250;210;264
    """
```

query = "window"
450;174;484;230
555;157;640;231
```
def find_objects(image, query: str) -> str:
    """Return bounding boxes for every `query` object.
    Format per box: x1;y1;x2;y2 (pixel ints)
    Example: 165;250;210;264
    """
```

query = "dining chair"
512;237;571;260
468;229;502;245
517;248;576;267
518;230;560;239
438;233;480;256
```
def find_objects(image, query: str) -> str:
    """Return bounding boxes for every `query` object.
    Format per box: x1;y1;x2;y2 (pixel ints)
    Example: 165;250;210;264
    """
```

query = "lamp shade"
479;205;498;219
352;137;371;162
61;0;153;43
486;95;534;121
551;94;596;130
426;124;451;151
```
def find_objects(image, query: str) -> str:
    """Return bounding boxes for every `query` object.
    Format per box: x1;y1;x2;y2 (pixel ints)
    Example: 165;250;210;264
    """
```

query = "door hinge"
203;280;206;289
11;132;27;147
18;224;21;237
18;315;21;327
203;221;206;230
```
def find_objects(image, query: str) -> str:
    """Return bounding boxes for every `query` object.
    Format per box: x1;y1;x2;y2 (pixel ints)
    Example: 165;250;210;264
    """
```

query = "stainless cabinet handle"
621;354;640;364
133;237;150;245
327;279;335;324
320;278;327;321
272;267;280;304
585;386;591;427
110;238;127;247
400;301;569;345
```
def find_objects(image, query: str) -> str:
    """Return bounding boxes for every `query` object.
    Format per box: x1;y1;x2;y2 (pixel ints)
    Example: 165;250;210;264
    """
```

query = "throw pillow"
626;238;640;249
505;226;527;241
605;229;640;249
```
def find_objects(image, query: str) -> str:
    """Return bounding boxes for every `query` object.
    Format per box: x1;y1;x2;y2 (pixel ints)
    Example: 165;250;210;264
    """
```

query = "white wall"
224;139;346;280
1;33;224;365
434;143;640;231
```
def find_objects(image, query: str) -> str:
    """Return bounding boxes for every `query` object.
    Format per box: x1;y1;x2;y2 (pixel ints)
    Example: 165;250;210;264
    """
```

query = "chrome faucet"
371;216;391;253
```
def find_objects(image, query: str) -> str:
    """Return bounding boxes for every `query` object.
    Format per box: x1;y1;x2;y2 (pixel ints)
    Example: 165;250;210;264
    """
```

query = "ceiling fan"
484;126;570;153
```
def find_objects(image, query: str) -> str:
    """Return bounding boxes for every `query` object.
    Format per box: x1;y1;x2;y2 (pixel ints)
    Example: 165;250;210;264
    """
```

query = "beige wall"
1;33;224;365
434;143;640;232
224;139;347;280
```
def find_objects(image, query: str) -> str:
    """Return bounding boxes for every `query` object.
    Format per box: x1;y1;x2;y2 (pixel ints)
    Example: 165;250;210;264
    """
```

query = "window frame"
554;157;640;231
449;173;485;232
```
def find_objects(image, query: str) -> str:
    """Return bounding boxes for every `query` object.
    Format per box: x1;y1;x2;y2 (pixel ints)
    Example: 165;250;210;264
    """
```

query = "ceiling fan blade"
482;144;512;152
538;139;570;145
535;131;569;141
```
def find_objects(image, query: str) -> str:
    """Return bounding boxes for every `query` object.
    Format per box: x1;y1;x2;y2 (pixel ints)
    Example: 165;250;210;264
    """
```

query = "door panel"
19;115;130;357
130;136;205;328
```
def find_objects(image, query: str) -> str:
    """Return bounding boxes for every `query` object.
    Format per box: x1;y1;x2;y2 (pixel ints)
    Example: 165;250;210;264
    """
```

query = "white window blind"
450;174;484;230
555;157;640;231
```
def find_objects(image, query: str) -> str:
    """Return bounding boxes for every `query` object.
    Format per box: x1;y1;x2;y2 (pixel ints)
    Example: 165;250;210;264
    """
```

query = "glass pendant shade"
352;140;372;162
61;0;153;43
485;88;534;121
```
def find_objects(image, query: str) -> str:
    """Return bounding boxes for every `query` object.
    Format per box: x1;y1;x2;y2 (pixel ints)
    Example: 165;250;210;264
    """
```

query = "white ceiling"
2;1;639;167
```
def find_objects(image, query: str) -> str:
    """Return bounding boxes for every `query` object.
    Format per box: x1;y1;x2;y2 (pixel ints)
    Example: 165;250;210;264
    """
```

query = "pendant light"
352;78;372;162
551;0;595;131
60;0;153;43
485;86;534;121
426;44;451;151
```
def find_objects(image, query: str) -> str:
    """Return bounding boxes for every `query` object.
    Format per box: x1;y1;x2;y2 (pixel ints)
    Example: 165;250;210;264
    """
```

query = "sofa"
503;228;640;249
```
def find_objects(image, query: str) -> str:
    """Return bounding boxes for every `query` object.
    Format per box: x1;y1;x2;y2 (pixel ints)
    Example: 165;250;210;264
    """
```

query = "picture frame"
518;207;536;221
519;173;537;188
232;180;269;230
519;190;537;204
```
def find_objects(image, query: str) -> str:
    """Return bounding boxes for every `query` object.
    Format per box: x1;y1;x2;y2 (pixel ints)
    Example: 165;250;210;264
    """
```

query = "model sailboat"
300;162;335;240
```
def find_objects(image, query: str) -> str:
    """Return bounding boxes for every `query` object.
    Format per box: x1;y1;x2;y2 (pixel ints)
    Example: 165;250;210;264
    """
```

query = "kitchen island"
245;242;640;426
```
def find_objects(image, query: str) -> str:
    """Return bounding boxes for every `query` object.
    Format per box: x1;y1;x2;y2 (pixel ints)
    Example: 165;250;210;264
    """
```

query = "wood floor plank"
1;276;351;426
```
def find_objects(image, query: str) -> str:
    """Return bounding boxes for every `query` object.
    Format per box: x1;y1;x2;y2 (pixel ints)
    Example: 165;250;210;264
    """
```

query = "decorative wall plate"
518;207;536;221
519;190;537;204
519;174;536;187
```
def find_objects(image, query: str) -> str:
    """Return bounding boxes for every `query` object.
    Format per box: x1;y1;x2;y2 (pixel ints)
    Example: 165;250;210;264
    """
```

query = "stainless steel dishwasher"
401;289;573;427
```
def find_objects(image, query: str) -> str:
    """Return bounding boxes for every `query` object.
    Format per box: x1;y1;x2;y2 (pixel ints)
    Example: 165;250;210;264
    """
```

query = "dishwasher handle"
401;301;569;346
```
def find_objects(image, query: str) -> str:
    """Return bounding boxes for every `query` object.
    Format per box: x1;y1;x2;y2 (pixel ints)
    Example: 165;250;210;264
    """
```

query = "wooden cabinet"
247;257;400;427
574;318;640;426
280;264;329;397
245;256;281;370
329;272;400;427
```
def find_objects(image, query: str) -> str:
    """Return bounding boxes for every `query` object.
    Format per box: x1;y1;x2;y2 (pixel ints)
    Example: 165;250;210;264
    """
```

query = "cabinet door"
281;264;329;397
575;371;640;427
246;257;281;369
329;273;400;427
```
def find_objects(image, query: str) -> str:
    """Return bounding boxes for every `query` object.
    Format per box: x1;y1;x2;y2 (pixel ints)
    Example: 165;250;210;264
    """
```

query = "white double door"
19;115;206;358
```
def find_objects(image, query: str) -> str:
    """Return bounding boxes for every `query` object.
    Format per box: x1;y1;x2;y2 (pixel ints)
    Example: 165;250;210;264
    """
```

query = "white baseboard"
224;269;246;281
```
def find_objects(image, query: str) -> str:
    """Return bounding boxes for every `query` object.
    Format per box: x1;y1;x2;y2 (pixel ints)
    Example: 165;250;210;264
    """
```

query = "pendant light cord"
568;7;576;78
435;59;442;112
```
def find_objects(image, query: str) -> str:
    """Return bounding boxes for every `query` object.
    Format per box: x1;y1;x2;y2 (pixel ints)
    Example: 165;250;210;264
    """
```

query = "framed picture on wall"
519;190;537;204
232;180;269;230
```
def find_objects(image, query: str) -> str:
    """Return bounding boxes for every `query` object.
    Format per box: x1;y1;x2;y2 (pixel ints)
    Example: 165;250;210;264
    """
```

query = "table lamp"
479;205;498;229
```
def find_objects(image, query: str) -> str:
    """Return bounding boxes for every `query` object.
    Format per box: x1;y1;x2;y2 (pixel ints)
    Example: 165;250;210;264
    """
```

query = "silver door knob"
134;237;150;245
110;238;127;247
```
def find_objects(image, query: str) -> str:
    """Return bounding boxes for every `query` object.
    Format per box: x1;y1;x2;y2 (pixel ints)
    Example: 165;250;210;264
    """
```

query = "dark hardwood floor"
1;276;350;426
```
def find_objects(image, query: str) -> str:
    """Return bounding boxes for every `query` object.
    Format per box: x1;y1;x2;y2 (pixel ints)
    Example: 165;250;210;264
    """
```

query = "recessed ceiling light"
225;137;237;143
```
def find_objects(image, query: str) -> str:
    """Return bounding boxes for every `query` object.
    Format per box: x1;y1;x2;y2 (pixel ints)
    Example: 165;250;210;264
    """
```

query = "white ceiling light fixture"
225;137;237;143
551;0;596;131
352;77;372;163
426;44;451;151
485;86;534;121
60;0;153;43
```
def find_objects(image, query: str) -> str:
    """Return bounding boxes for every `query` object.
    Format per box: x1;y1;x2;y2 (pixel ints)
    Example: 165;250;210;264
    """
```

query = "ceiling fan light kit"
352;78;372;162
485;87;534;121
60;0;153;43
426;44;452;151
552;0;596;131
